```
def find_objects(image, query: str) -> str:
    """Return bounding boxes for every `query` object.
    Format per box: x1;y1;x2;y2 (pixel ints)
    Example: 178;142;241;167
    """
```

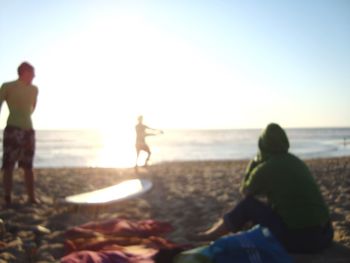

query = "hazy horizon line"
30;126;350;131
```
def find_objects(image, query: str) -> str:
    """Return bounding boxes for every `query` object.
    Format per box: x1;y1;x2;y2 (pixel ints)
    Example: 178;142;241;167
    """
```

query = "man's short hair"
17;62;34;76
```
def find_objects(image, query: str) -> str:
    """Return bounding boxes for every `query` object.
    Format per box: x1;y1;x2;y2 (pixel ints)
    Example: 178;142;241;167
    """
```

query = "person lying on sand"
190;123;333;254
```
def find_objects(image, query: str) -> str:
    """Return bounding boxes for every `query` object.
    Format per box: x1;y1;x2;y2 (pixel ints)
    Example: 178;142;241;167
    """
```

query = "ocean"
3;128;350;168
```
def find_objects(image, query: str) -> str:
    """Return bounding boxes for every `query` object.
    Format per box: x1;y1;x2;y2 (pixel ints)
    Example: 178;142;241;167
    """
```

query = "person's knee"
238;195;264;209
242;195;259;202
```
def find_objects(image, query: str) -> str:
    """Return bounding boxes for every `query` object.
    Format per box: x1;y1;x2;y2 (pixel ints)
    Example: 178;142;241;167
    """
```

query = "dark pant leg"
223;195;285;241
223;195;334;253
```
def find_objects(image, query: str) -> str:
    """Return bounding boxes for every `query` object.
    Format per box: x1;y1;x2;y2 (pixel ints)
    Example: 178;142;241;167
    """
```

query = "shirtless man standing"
135;115;163;167
0;62;39;206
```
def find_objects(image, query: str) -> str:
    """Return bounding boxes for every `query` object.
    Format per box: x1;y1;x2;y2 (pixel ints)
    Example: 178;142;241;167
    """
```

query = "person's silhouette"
135;115;163;167
0;62;39;206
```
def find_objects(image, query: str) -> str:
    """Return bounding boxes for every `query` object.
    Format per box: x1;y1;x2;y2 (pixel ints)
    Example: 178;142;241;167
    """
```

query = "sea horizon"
5;127;344;168
33;126;350;132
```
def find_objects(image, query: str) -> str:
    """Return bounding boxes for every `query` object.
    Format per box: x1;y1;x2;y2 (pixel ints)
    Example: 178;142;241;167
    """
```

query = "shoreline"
32;154;350;170
0;156;349;262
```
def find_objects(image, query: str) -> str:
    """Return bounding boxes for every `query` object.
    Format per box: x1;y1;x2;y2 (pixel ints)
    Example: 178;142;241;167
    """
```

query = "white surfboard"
60;178;153;206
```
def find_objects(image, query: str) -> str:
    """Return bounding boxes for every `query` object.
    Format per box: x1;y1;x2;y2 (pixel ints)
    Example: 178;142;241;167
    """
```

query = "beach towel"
60;250;155;263
61;217;189;263
174;225;294;263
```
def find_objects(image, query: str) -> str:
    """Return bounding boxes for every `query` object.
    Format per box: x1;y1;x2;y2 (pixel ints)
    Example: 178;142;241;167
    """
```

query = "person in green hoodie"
191;123;333;253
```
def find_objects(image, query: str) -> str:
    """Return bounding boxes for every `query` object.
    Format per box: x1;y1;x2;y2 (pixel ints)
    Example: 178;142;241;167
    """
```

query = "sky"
0;0;349;130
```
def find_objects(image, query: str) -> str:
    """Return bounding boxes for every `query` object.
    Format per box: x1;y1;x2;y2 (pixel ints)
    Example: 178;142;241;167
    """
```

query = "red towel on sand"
61;250;155;263
61;218;186;263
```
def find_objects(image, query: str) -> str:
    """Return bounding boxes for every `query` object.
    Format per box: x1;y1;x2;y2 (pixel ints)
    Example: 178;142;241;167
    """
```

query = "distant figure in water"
135;115;163;167
190;123;333;254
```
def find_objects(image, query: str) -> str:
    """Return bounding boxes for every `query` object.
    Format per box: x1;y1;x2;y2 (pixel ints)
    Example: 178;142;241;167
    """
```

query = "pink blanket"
61;217;187;263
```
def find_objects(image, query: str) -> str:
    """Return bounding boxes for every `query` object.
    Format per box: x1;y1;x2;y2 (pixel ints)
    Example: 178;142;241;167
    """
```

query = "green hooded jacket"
241;123;330;229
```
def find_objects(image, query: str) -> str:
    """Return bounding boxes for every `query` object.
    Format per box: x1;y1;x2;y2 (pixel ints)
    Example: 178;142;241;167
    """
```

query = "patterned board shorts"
2;125;35;170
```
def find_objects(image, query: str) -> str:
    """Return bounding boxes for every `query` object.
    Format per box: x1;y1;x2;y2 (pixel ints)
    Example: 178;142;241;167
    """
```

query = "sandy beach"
0;156;349;262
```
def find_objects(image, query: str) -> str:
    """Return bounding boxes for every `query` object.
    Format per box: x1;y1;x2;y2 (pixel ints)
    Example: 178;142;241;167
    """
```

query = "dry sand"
0;156;349;262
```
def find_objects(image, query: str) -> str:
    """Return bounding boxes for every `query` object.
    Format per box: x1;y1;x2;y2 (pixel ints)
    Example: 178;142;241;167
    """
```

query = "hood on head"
258;123;289;156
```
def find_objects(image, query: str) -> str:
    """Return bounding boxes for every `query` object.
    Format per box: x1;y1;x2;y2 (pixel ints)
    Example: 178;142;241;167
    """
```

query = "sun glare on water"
94;128;137;168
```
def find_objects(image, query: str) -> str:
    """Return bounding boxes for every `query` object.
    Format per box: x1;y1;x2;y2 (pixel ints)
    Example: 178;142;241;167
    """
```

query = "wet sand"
0;157;349;262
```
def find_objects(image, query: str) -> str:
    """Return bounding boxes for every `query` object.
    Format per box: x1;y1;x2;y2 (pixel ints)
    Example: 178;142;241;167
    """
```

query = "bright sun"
33;11;250;132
